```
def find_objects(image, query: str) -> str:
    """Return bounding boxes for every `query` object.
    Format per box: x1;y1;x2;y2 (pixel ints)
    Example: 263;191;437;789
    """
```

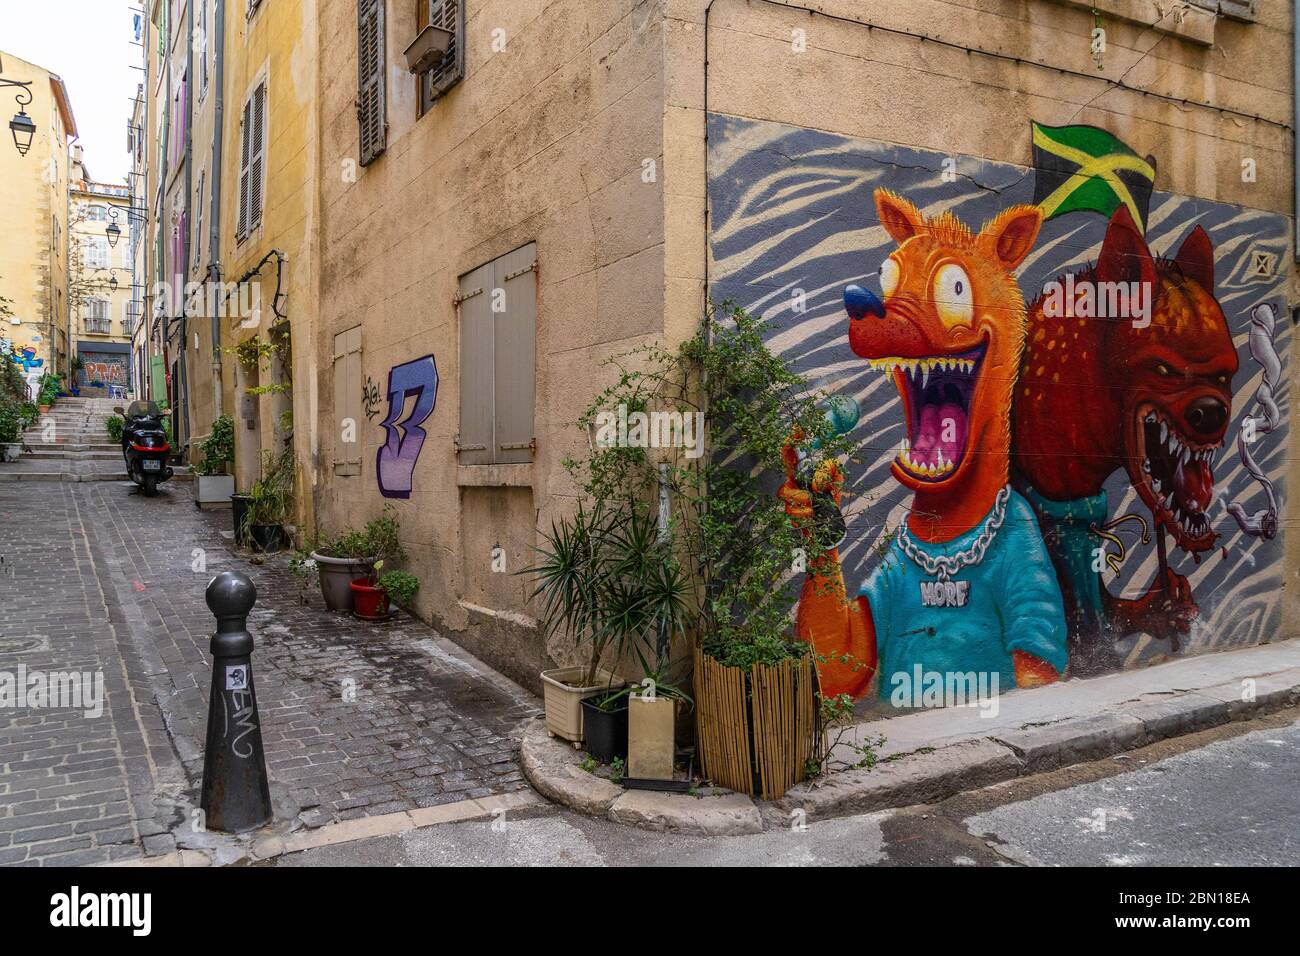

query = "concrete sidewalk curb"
523;667;1300;831
100;790;546;867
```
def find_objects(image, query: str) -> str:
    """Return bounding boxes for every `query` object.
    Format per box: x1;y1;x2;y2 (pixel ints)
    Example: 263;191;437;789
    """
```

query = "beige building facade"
143;1;1297;697
68;152;135;392
0;51;77;393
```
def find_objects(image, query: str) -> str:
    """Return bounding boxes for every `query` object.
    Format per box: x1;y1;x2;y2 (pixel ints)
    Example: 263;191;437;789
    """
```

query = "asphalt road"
271;709;1300;867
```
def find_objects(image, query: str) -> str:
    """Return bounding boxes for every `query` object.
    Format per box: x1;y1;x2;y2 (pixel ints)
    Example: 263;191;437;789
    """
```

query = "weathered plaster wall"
313;0;666;690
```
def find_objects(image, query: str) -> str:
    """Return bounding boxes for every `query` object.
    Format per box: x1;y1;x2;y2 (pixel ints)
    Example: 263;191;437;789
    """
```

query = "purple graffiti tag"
377;355;438;499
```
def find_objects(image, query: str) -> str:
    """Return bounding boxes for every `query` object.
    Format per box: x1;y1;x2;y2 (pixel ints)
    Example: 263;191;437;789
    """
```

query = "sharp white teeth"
1169;434;1180;455
1152;477;1162;493
1180;446;1191;467
1146;412;1156;424
920;362;930;389
1142;458;1151;473
1159;422;1168;443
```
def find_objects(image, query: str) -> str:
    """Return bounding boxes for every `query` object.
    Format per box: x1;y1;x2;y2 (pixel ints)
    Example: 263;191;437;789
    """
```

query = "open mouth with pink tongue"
869;345;985;482
1137;406;1219;548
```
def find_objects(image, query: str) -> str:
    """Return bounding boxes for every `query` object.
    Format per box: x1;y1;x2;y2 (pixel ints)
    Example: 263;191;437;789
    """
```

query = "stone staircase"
0;397;190;483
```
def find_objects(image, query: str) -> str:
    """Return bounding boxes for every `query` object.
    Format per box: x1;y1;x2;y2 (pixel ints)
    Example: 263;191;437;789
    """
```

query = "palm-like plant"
525;500;692;689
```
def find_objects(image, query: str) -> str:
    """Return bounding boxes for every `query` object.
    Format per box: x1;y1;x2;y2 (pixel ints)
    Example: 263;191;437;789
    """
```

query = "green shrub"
198;414;235;475
106;415;125;443
377;569;420;609
0;402;21;444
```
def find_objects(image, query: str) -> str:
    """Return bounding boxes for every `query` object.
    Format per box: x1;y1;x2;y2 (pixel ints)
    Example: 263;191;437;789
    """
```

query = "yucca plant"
525;500;692;690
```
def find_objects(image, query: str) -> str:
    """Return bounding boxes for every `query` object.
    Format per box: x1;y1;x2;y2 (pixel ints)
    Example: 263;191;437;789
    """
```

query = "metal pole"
199;571;272;832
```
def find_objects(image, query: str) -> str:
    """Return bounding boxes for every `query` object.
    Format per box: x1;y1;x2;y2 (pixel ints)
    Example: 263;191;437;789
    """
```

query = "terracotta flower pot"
350;578;390;620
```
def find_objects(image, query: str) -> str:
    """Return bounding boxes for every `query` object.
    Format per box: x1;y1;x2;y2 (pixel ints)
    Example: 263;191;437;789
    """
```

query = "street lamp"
9;102;35;156
106;208;122;248
0;55;36;157
108;270;119;293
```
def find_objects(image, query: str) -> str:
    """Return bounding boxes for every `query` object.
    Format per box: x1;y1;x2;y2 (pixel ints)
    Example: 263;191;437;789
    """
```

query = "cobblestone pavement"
0;478;539;866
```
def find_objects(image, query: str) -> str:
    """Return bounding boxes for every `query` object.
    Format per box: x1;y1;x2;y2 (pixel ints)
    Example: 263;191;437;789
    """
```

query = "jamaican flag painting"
1031;122;1157;232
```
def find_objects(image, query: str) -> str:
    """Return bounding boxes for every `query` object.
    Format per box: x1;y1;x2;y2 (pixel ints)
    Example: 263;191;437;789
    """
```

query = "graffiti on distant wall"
3;334;46;400
708;116;1290;705
80;359;128;386
376;355;438;499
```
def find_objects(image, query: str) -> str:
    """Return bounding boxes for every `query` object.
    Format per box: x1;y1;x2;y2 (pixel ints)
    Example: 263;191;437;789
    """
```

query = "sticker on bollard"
200;571;273;833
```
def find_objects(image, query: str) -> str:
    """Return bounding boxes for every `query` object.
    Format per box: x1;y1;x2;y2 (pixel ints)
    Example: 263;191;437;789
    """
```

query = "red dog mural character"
1011;205;1238;673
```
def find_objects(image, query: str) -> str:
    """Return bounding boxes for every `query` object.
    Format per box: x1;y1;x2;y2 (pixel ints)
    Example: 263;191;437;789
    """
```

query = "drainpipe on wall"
1294;0;1299;262
179;0;194;451
208;0;226;418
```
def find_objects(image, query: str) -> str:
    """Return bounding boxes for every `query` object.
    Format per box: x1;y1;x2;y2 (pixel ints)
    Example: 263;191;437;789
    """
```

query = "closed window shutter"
237;98;251;238
332;326;363;474
491;245;537;464
428;0;463;97
249;82;266;229
457;262;494;466
357;0;386;166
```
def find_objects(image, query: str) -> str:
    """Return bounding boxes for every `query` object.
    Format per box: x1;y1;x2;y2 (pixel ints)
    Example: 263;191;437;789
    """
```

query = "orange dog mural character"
782;189;1069;701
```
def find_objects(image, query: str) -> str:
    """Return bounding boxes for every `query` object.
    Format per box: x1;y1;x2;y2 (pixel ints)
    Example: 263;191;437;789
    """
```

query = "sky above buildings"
2;0;141;184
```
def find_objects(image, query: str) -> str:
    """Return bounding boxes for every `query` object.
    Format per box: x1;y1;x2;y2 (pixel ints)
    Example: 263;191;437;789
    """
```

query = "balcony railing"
84;318;112;334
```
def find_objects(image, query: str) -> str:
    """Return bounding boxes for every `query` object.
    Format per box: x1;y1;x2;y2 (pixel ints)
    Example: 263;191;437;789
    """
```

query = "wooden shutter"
428;0;464;97
249;82;266;229
492;244;537;464
357;0;386;166
237;97;251;238
332;326;363;475
457;262;494;466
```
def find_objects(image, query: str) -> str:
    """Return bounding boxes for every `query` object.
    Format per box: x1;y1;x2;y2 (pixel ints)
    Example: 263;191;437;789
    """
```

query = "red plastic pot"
349;578;390;620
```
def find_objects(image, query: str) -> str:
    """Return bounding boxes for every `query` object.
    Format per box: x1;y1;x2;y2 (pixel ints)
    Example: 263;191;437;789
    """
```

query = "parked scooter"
115;401;174;496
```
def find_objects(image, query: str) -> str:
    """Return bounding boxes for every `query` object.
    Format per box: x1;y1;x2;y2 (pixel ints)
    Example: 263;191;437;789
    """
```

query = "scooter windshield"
126;400;161;419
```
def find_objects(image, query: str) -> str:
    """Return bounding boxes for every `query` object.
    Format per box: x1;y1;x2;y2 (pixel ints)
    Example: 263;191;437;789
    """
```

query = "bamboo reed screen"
694;648;820;799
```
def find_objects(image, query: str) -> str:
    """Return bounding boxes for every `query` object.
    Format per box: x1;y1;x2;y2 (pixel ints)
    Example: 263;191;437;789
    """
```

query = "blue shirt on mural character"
860;489;1068;704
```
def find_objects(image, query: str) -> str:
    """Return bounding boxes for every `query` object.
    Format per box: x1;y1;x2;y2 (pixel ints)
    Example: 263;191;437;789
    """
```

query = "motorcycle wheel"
142;474;158;497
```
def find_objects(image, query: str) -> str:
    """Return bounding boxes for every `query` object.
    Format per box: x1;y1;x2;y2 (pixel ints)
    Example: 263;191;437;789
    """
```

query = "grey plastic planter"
195;474;235;506
310;551;376;611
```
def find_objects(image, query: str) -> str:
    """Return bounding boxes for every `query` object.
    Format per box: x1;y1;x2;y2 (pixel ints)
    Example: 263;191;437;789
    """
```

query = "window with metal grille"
237;80;267;241
357;0;386;166
417;0;465;116
85;299;111;334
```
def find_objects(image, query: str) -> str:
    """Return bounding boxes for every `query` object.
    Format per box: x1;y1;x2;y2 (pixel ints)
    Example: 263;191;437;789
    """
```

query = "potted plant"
350;561;420;621
306;506;405;611
194;415;235;507
535;304;848;794
36;372;60;413
0;402;22;462
244;447;293;553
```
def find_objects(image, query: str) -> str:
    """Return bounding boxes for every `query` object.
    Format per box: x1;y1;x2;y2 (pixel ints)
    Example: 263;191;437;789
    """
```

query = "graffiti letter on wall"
376;355;438;499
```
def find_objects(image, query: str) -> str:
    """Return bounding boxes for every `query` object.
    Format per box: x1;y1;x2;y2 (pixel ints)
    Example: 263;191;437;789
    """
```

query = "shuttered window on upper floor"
237;80;267;242
457;244;537;466
418;0;465;116
357;0;387;166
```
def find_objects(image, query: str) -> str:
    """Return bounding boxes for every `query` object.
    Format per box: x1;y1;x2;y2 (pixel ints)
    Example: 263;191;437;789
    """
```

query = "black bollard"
200;571;272;833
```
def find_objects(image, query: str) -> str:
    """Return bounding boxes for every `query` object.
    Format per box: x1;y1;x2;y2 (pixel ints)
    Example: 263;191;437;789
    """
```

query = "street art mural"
3;334;46;400
376;354;438;499
708;116;1290;704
